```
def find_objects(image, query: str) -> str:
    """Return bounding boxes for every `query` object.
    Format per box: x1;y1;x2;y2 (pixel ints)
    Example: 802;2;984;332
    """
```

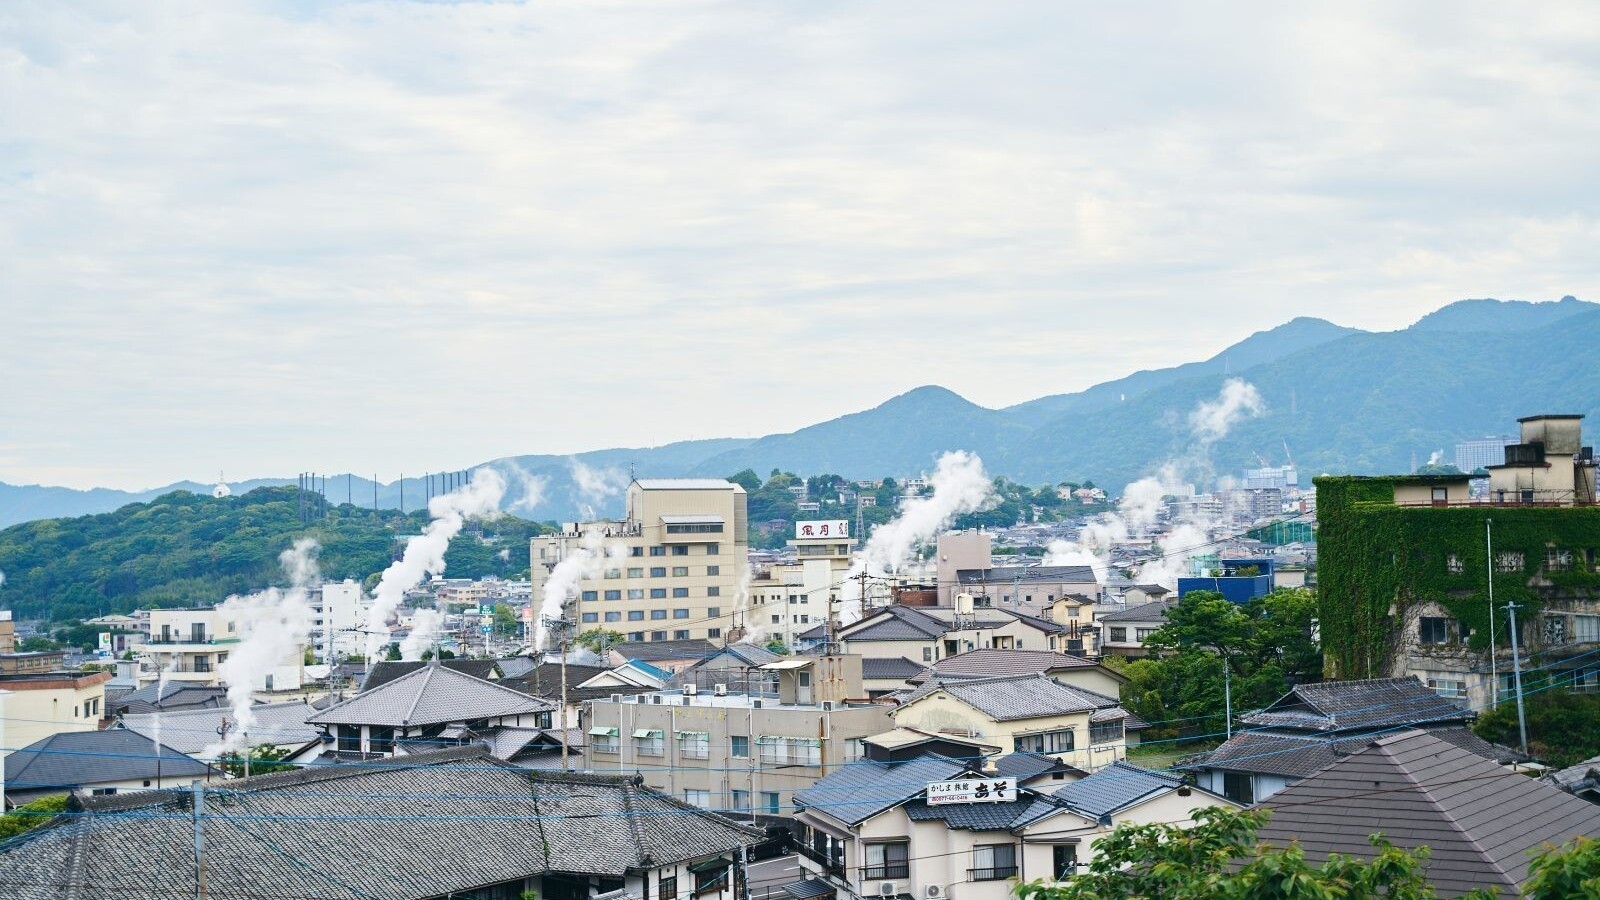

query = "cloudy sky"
3;1;1597;490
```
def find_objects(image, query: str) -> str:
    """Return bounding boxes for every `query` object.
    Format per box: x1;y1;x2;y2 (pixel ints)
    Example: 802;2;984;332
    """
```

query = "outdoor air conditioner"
714;683;728;696
879;883;896;898
926;886;944;899
752;700;763;709
683;684;698;695
610;694;623;703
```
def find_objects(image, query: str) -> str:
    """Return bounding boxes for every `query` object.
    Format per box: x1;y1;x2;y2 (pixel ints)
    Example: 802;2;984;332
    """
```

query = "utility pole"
1222;653;1233;738
1505;600;1530;755
191;780;207;900
1487;518;1498;702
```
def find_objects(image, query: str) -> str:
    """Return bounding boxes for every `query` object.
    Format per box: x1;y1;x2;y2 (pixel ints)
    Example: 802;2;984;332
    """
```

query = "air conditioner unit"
752;700;763;709
610;694;623;703
683;684;698;695
714;683;728;696
879;883;896;898
926;886;944;899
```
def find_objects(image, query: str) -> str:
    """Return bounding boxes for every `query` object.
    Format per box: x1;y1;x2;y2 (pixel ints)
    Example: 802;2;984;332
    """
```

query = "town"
0;402;1599;898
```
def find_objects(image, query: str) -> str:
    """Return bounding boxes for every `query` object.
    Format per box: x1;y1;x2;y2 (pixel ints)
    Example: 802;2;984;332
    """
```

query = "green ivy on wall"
1315;475;1600;678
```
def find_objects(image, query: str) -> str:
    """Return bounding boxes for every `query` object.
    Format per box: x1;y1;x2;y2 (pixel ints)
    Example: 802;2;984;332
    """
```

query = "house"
890;673;1139;772
1544;753;1600;805
1119;584;1170;606
860;657;925;698
107;681;229;716
116;699;319;757
580;658;672;690
1256;729;1600;897
501;661;615;729
360;657;502;691
608;639;721;672
4;729;214;807
141;604;304;691
1097;601;1174;658
0;746;766;900
908;649;1127;700
790;754;1234;900
954;565;1102;610
859;728;1001;764
0;672;112;759
839;601;1092;669
1182;678;1524;805
992;751;1083;787
305;660;556;760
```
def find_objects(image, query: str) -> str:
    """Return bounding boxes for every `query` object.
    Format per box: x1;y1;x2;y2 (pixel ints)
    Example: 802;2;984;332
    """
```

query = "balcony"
968;867;1018;882
860;865;909;880
796;844;846;881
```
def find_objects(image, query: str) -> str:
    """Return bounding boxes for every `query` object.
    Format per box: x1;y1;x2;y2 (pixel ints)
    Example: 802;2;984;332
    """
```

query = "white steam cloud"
364;468;507;660
205;537;320;758
499;460;550;515
1426;449;1444;467
400;608;445;660
535;527;623;651
569;459;627;518
1188;378;1265;446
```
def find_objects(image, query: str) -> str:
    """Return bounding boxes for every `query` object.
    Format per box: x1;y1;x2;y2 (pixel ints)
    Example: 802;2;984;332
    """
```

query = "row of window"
581;607;722;624
768;614;812;625
683;788;782;815
845;840;1035;882
592;732;825;765
611;628;721;641
636;544;720;557
603;565;723;579
1106;627;1159;643
1011;721;1125;753
1442;548;1596;575
584;585;723;601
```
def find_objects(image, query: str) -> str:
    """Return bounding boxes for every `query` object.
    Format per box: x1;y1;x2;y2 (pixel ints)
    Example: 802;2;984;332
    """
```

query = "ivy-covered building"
1316;414;1600;711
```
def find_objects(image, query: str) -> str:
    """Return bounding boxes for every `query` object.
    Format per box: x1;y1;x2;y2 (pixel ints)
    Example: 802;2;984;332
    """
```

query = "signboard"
794;520;849;540
926;778;1015;806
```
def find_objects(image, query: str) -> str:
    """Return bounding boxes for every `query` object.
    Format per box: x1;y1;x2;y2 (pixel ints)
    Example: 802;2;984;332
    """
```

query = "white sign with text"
794;520;850;540
926;778;1015;805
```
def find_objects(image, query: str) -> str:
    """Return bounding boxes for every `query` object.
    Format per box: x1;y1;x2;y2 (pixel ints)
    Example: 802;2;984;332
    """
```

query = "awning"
781;879;836;899
756;735;784;745
633;728;664;738
761;659;815;671
687;856;732;874
588;726;619;737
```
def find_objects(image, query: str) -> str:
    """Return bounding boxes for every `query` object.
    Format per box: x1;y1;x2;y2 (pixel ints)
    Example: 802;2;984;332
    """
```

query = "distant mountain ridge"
1;296;1593;528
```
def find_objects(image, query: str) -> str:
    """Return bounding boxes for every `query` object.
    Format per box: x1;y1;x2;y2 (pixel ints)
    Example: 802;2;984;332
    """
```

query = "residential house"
859;728;1001;765
860;658;925;698
0;672;112;759
1182;678;1523;805
955;566;1102;611
4;729;214;807
305;660;556;760
608;639;722;673
1256;729;1600;898
1097;601;1174;658
502;661;648;732
141;604;304;691
839;602;1089;669
1544;753;1600;805
107;682;229;716
890;673;1138;772
581;659;672;690
116;699;320;758
907;649;1127;700
361;657;502;691
0;746;765;900
584;654;894;818
1119;584;1170;606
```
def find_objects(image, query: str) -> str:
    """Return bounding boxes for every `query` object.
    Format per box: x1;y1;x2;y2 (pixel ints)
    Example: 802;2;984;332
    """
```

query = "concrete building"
1098;601;1173;657
310;579;371;663
141;605;304;692
583;654;894;818
0;611;13;654
747;520;855;647
936;531;995;605
532;478;748;644
1455;435;1518;474
0;671;112;759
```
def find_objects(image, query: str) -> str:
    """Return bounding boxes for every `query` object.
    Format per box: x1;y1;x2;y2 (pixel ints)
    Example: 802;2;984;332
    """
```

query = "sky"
2;1;1597;491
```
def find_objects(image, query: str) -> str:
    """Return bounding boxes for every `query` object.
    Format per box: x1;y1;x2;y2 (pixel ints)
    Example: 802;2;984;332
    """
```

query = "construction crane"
1281;440;1296;469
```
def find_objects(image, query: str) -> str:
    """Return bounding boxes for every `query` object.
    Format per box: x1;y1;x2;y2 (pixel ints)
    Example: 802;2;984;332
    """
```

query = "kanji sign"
925;778;1015;805
794;520;850;539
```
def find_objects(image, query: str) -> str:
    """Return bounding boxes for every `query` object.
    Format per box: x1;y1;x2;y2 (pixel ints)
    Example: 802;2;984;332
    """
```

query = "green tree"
727;469;763;493
0;795;67;841
385;643;402;661
1475;689;1600;768
1523;836;1600;897
1012;806;1452;900
18;636;59;652
574;628;625;654
218;744;297;778
492;603;518;636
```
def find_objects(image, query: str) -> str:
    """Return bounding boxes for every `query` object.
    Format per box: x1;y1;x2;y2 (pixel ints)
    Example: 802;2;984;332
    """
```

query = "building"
839;598;1099;667
1097;601;1173;657
1255;729;1600;898
583;654;894;818
1181;678;1523;805
955;566;1102;611
0;672;112;759
907;649;1127;700
141;604;305;692
116;700;320;758
0;610;12;654
311;579;371;663
0;651;68;675
1455;435;1517;474
305;661;555;760
747;520;855;646
935;532;995;605
531;478;749;644
889;673;1137;773
1243;465;1299;493
4;729;214;807
1316;413;1600;707
107;682;228;716
360;657;502;691
0;746;766;900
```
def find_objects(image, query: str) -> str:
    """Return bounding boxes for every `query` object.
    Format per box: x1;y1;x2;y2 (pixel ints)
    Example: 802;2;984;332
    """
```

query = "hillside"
0;487;545;624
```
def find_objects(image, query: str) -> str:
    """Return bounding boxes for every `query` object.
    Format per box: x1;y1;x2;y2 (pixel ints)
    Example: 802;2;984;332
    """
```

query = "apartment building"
583;654;894;818
140;605;304;692
747;520;855;646
839;596;1100;667
0;671;112;759
532;479;748;643
311;579;371;663
1317;413;1600;709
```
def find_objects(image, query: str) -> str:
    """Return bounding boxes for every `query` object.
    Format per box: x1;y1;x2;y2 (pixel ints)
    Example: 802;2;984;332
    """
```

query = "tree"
727;469;762;493
1012;806;1451;899
0;795;68;841
18;636;59;652
492;603;518;636
574;628;625;654
218;744;297;778
385;643;402;661
1523;836;1600;897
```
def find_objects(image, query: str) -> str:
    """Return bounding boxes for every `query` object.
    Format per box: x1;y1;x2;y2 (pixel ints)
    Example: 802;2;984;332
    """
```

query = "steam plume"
535;527;619;651
1188;378;1265;446
364;468;507;660
569;459;627;519
498;459;549;515
205;538;320;758
400;609;445;660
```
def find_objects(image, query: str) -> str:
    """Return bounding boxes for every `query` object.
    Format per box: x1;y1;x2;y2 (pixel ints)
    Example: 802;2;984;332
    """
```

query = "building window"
672;567;689;577
1222;771;1254;805
863;842;910;879
971;844;1017;881
634;728;665;756
707;607;721;617
1575;615;1600;644
604;590;622;601
677;729;710;759
707;544;720;555
90;788;118;796
923;647;934;662
674;629;690;640
650;609;668;620
651;588;667;599
758;736;788;764
771;615;781;624
650;546;666;556
673;608;690;618
1419;617;1451;645
581;590;598;602
651;567;667;578
1051;844;1079;880
1108;627;1128;642
707;586;721;596
1135;628;1158;641
1426;674;1467;700
605;612;622;623
628;567;644;578
1548;548;1574;572
1014;729;1074;754
591;727;619;753
370;726;395;755
1089;720;1124;745
731;735;750;758
708;628;721;639
1446;554;1464;574
672;545;690;555
627;611;644;621
628;589;645;600
684;789;711;807
627;631;645;641
582;613;599;623
789;737;822;766
604;568;621;579
651;630;667;641
630;547;644;557
762;792;781;814
673;588;690;599
731;789;750;812
707;566;721;576
1574;667;1600;693
844;738;864;762
660;875;678;900
1495;551;1525;573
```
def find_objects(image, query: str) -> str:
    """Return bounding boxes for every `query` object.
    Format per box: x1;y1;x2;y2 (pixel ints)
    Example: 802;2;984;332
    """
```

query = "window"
789;737;822;766
798;615;809;624
678;730;710;759
193;655;212;673
1089;720;1123;745
604;590;621;601
684;789;711;808
1419;617;1450;645
971;844;1017;881
634;728;665;756
1549;548;1574;572
651;609;668;620
731;789;750;812
707;566;721;576
672;587;690;598
1447;554;1464;574
627;631;645;641
370;726;395;755
1108;627;1128;642
604;568;621;579
1051;844;1079;880
1431;485;1448;504
651;588;667;599
674;608;690;618
672;545;690;555
338;725;361;753
90;788;118;796
923;647;934;662
1014;729;1074;754
651;567;667;578
628;589;645;600
863;842;909;879
672;566;689;577
1222;771;1254;805
771;615;781;624
707;544;719;555
650;546;666;556
582;613;599;623
1576;615;1600;644
731;735;750;758
660;875;678;900
758;735;788;764
708;628;721;639
630;547;644;557
1497;673;1515;702
581;590;598;602
1135;627;1158;641
605;612;622;623
707;607;721;617
1426;674;1467;700
651;630;667;641
707;586;721;596
674;629;690;640
1575;667;1600;693
627;610;644;621
628;567;644;578
762;792;781;814
844;738;864;762
1495;551;1525;573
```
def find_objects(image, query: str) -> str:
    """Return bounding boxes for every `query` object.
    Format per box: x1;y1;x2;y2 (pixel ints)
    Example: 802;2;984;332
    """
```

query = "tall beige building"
748;520;855;647
531;479;748;644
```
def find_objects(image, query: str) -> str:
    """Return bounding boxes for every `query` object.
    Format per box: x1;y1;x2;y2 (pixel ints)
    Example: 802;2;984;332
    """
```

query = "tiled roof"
118;700;318;755
362;658;502;692
992;751;1083;783
793;756;969;825
900;673;1125;722
502;663;609;698
1096;601;1175;623
860;657;926;680
1256;730;1600;897
1182;724;1522;780
956;566;1096;585
4;729;213;795
610;639;719;663
922;649;1101;681
902;794;1061;830
1241;678;1472;733
840;606;949;642
1047;760;1184;819
309;663;554;727
0;747;763;899
111;682;229;714
494;656;541;679
695;645;782;667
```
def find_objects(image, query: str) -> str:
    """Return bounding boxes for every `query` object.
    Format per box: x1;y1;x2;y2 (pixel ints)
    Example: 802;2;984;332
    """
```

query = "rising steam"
569;459;627;519
1188;378;1265;446
205;538;320;758
364;468;507;660
535;527;621;651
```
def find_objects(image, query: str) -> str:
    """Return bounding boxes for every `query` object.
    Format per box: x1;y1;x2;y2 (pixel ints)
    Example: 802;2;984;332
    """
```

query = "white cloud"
2;1;1598;488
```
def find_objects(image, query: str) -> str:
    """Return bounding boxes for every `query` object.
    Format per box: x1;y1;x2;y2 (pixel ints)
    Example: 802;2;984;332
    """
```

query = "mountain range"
2;295;1595;528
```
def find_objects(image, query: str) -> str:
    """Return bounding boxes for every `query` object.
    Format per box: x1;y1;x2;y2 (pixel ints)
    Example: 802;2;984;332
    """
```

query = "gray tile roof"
4;729;213;796
1096;601;1175;623
861;657;926;680
841;606;950;642
309;663;555;728
118;700;319;755
694;645;782;667
502;663;609;698
1256;730;1600;897
0;747;764;900
362;658;502;691
991;752;1083;783
1046;760;1185;820
1181;725;1521;780
901;673;1126;722
902;794;1061;831
921;649;1101;681
111;682;229;714
494;656;541;679
1241;678;1470;733
793;756;969;825
610;639;719;663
